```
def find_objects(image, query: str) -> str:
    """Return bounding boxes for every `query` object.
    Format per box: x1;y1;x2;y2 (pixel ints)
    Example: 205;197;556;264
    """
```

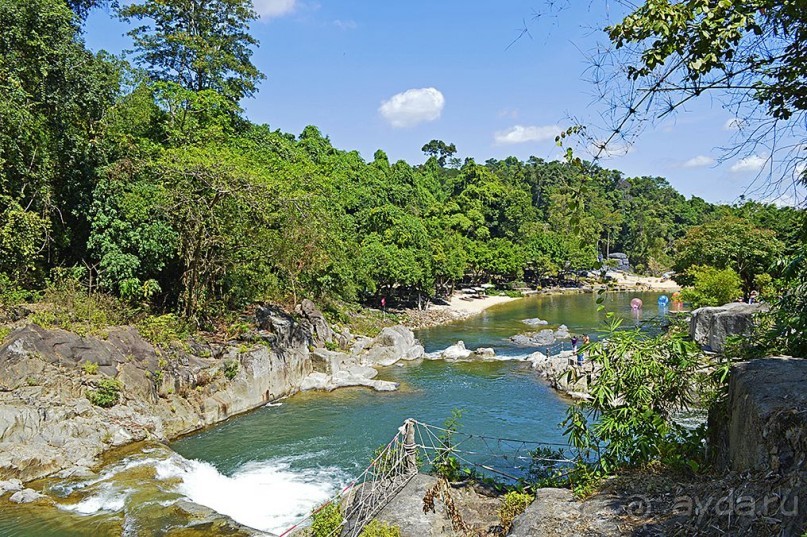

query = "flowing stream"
0;291;665;536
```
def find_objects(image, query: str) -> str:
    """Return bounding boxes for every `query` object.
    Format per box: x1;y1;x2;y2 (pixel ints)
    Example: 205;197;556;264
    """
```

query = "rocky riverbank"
0;300;428;486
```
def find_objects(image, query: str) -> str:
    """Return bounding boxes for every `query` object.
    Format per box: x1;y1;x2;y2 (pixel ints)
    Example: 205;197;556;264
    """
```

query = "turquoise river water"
0;291;665;536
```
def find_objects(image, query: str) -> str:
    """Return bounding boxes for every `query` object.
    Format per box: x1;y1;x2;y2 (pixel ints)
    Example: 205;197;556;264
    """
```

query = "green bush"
680;265;743;308
82;361;99;375
310;501;342;537
0;273;36;306
27;269;133;336
359;519;401;537
753;273;775;301
87;378;123;408
498;491;534;533
562;317;710;476
137;314;190;346
222;359;239;380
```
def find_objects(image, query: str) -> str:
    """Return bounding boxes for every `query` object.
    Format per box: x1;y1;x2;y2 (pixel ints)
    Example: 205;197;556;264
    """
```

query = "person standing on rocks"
578;335;590;367
571;335;578;354
577;337;585;367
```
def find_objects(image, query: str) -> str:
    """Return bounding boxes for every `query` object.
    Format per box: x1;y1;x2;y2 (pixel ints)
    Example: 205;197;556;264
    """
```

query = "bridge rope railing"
278;418;576;537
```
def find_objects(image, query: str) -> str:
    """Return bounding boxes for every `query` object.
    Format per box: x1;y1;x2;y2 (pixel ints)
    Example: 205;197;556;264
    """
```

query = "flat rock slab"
509;488;628;537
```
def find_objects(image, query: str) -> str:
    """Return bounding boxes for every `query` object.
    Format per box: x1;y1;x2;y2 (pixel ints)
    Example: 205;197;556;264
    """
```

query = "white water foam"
60;483;128;514
425;349;445;360
264;402;283;407
155;454;347;534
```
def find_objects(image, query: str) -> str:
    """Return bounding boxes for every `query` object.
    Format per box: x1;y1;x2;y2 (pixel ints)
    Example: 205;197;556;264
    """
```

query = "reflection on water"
0;291;663;536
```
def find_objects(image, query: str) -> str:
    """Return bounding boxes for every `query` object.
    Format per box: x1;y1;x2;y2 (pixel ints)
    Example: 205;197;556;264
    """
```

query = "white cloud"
379;88;445;128
493;125;559;145
730;155;767;173
724;118;743;131
332;19;357;30
682;155;715;168
253;0;296;19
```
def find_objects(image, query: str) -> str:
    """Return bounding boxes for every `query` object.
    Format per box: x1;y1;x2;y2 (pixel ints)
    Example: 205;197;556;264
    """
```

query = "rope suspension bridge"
278;419;576;537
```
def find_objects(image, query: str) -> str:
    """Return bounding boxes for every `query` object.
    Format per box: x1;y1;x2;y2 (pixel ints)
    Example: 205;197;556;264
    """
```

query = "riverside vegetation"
0;0;800;332
1;0;807;535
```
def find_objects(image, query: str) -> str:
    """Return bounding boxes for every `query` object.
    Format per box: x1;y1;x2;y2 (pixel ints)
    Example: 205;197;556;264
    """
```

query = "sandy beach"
446;294;520;314
403;293;520;327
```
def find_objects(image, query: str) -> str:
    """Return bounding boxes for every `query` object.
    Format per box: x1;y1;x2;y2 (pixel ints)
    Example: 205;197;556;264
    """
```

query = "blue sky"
83;0;803;206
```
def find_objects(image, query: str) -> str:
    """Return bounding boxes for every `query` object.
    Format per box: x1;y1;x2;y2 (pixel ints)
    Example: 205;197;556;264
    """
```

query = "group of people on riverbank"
571;334;590;367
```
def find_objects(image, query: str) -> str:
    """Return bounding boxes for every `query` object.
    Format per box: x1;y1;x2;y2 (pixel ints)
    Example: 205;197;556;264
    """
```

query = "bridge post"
404;419;417;474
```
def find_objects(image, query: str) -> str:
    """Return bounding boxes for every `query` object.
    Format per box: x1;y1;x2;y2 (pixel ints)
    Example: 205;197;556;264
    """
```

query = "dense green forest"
0;0;800;328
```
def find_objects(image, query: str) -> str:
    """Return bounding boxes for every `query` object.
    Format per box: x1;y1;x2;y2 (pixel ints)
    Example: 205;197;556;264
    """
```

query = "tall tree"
673;215;783;297
421;140;457;167
0;0;120;281
119;0;265;103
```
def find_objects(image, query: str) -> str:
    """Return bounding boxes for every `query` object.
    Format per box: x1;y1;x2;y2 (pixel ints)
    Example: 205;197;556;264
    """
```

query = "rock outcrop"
528;350;595;400
370;474;453;537
510;325;570;347
300;349;398;392
0;315;427;483
368;474;501;537
441;341;473;360
713;356;807;474
607;252;631;272
8;488;49;504
0;479;22;495
0;307;321;482
294;299;334;347
356;326;425;366
473;347;495;358
689;302;765;353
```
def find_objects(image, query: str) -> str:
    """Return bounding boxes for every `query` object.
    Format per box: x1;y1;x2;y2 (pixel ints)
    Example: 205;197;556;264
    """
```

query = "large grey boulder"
689;302;764;353
255;304;313;349
9;488;48;504
360;326;424;366
607;252;631;271
474;347;496;358
442;341;472;360
295;299;334;347
299;367;398;392
716;357;807;473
